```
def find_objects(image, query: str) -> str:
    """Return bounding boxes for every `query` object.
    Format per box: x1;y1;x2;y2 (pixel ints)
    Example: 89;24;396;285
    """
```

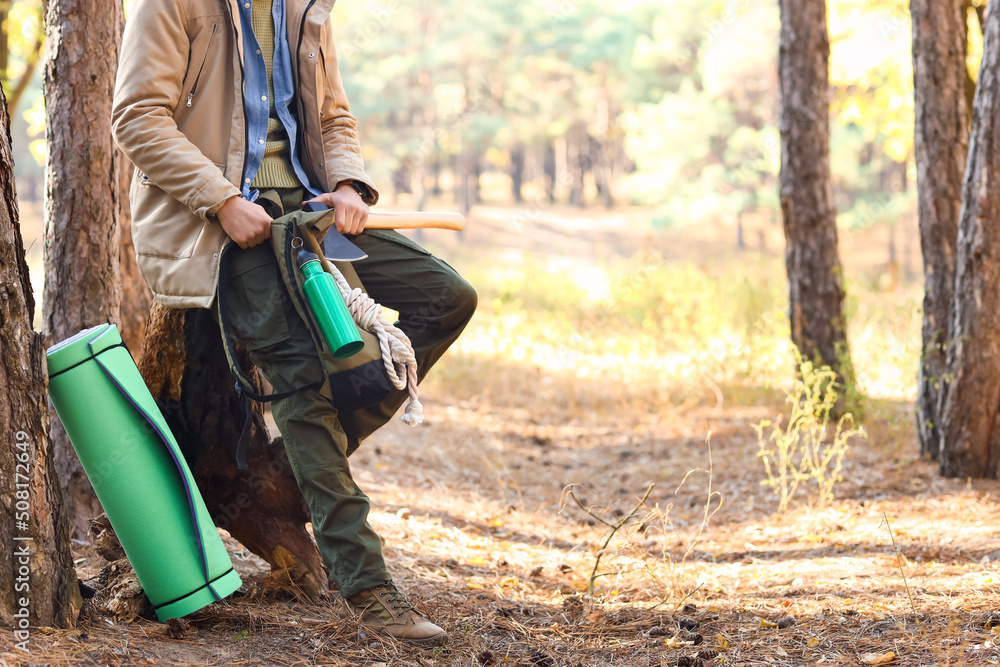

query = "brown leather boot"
345;582;447;644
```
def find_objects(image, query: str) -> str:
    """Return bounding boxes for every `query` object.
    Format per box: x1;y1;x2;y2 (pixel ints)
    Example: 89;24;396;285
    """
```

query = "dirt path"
7;374;1000;665
7;204;982;666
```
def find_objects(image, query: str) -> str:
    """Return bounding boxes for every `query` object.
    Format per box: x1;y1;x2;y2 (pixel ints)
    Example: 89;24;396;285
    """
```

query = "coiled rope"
326;261;423;426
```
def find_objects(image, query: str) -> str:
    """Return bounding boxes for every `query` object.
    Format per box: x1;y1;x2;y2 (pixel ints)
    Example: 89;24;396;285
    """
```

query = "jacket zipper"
295;0;319;184
186;23;218;107
222;0;251;192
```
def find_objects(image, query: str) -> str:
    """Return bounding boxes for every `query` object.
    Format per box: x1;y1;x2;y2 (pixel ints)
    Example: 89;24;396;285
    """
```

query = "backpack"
216;205;393;469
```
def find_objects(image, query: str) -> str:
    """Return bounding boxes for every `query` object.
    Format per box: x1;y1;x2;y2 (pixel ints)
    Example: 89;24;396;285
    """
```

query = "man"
112;0;476;645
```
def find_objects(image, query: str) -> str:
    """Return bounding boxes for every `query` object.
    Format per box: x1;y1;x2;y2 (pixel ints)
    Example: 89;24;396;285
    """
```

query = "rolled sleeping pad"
47;323;242;621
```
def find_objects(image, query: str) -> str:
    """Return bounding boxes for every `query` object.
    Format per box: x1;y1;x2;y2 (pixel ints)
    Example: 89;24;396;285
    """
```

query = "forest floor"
7;203;1000;666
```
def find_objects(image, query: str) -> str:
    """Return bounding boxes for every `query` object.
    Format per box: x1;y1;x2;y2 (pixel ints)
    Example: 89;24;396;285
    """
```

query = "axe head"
303;201;368;262
322;227;368;262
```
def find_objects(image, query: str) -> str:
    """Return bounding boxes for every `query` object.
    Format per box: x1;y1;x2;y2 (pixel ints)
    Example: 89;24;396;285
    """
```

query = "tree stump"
87;515;150;621
137;302;326;598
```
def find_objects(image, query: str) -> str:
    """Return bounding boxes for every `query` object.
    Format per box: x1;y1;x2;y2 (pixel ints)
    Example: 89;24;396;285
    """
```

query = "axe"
366;210;466;232
301;201;466;261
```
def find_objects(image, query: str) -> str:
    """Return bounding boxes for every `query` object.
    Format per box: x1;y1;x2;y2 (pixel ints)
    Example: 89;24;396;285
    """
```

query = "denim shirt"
237;0;321;200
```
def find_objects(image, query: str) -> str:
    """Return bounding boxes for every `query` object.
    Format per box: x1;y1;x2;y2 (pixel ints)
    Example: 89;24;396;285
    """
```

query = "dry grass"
8;205;998;666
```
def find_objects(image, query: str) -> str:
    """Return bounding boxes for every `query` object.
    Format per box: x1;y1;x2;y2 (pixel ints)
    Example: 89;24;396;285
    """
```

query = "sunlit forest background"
8;0;940;221
11;0;1000;664
8;0;954;403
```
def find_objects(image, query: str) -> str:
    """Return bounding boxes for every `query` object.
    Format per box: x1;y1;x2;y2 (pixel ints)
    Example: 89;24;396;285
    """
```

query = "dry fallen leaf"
861;652;896;665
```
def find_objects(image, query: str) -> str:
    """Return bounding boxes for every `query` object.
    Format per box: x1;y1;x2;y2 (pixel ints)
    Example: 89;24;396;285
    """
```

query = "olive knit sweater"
249;0;300;189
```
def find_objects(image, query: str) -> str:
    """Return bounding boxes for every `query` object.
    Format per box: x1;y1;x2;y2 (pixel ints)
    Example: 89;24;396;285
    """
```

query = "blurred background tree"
323;0;920;259
4;0;929;246
1;0;45;201
778;0;854;397
0;0;44;116
909;0;969;461
9;0;990;477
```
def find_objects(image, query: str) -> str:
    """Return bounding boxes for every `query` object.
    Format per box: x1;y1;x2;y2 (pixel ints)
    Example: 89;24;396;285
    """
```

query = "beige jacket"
112;0;378;309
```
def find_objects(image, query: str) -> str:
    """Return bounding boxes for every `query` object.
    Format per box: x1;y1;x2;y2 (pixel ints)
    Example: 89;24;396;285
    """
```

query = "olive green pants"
217;189;477;597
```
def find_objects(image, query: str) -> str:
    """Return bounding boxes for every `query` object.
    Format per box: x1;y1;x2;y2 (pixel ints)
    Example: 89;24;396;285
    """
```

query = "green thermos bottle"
297;248;365;359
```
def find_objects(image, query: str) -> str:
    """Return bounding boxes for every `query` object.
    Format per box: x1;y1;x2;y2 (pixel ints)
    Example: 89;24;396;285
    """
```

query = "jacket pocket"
130;163;226;260
185;22;218;108
318;45;329;85
226;245;292;351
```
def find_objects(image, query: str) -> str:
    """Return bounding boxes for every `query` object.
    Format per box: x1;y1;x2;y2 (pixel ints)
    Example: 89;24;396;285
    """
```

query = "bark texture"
0;88;82;629
138;303;326;597
778;0;854;384
911;0;969;459
940;1;1000;478
42;0;125;536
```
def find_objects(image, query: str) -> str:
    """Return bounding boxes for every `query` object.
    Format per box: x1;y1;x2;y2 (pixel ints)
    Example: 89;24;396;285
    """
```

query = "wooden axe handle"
366;211;466;231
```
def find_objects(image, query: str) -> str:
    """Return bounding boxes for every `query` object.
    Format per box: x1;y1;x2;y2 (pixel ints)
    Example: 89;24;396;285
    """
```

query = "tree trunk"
431;154;442;196
940;1;1000;478
137;303;327;596
510;143;525;203
600;143;614;210
595;88;615;210
778;0;855;387
460;143;474;215
568;120;587;207
901;159;915;283
412;152;427;213
392;163;410;198
2;1;46;120
471;149;482;204
592;135;605;201
450;153;461;209
554;135;568;203
42;0;124;538
0;86;82;632
911;0;969;460
544;142;556;204
411;151;427;244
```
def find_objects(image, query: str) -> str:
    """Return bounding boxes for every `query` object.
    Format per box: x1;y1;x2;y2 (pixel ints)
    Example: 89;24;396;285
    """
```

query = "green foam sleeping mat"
47;323;242;621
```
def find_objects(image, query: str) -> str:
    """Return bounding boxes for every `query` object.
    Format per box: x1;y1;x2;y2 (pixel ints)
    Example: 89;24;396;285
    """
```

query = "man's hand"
217;196;273;249
303;183;369;235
